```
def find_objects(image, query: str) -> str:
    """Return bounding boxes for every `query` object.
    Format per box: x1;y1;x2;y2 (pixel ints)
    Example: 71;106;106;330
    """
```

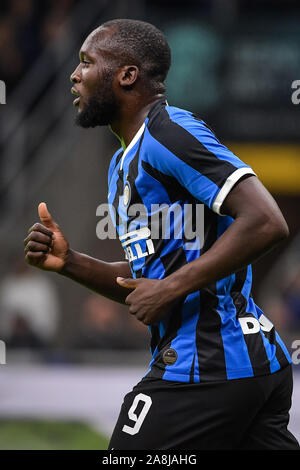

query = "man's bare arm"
24;202;131;304
162;175;289;297
61;250;131;303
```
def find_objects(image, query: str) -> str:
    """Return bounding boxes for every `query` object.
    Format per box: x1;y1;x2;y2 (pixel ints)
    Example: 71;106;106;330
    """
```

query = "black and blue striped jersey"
107;97;291;383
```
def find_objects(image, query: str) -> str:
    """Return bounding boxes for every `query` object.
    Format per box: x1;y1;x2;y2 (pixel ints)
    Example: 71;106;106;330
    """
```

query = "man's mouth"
71;88;81;106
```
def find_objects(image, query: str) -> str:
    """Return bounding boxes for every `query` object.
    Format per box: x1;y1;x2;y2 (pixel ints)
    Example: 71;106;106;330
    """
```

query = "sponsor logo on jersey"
239;314;273;335
119;227;155;262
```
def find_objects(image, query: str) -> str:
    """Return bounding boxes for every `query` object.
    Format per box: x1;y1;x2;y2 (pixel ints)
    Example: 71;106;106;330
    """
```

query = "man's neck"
109;94;164;148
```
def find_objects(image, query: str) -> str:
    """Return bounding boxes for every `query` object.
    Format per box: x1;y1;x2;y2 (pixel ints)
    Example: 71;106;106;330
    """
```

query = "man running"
24;19;299;450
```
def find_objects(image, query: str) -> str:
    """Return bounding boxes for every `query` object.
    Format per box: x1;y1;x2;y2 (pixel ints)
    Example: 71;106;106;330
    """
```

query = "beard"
75;73;118;128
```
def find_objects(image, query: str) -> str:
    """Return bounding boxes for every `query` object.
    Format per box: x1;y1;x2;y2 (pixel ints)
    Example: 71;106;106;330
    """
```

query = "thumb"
38;202;58;230
116;277;138;289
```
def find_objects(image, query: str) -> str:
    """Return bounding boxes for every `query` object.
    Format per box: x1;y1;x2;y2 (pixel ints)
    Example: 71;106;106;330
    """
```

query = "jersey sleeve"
145;112;256;215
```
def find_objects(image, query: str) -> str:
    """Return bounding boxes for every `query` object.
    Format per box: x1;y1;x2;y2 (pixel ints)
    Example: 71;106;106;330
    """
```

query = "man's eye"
81;60;90;66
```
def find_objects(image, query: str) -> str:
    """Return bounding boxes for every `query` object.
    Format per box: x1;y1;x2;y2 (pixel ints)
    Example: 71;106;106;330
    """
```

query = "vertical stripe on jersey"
164;291;201;382
139;160;202;381
183;236;201;383
144;246;188;380
125;137;168;275
195;206;227;381
249;299;281;374
237;263;286;373
229;266;270;377
189;354;196;383
255;304;291;370
274;332;292;366
144;343;159;378
218;271;254;379
122;135;151;272
149;325;160;356
217;214;270;377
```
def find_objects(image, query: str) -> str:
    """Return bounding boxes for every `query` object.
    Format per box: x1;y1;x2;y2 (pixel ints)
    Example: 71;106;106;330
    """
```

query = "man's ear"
118;65;139;88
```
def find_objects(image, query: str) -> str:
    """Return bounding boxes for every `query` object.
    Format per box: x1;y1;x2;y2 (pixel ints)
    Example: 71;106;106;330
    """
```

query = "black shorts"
108;364;299;450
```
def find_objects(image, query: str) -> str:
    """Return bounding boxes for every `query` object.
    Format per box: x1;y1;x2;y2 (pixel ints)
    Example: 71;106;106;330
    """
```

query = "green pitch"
0;420;109;450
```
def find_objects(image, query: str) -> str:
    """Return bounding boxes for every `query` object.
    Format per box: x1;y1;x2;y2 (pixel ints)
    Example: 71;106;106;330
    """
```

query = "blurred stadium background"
0;0;300;449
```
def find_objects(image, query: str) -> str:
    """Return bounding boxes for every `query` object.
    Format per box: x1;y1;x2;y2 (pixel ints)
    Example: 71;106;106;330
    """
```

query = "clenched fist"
116;276;179;325
24;202;69;272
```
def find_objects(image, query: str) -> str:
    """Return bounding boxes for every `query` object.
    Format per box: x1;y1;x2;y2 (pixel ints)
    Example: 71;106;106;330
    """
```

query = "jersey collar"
120;122;145;171
119;97;168;171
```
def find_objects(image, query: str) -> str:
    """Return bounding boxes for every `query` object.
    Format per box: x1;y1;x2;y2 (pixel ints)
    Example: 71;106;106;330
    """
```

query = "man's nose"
70;65;81;84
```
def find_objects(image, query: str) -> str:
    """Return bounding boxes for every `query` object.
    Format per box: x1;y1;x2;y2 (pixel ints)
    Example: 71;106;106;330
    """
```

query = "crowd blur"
0;255;148;353
0;0;78;92
262;262;300;338
0;257;59;349
74;294;148;350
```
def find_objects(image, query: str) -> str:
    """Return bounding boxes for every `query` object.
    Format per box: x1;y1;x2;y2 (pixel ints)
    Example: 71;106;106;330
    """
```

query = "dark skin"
24;26;289;325
71;26;164;146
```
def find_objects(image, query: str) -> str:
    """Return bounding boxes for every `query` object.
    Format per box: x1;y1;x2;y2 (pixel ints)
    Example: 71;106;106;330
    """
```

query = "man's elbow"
264;213;289;245
277;218;290;241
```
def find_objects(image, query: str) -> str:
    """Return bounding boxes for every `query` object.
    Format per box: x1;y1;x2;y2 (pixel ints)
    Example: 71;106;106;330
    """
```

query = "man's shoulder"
146;101;215;145
148;101;203;128
144;101;218;159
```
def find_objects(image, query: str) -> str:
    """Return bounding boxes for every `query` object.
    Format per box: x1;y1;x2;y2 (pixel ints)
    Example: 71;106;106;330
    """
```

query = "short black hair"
97;19;171;94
